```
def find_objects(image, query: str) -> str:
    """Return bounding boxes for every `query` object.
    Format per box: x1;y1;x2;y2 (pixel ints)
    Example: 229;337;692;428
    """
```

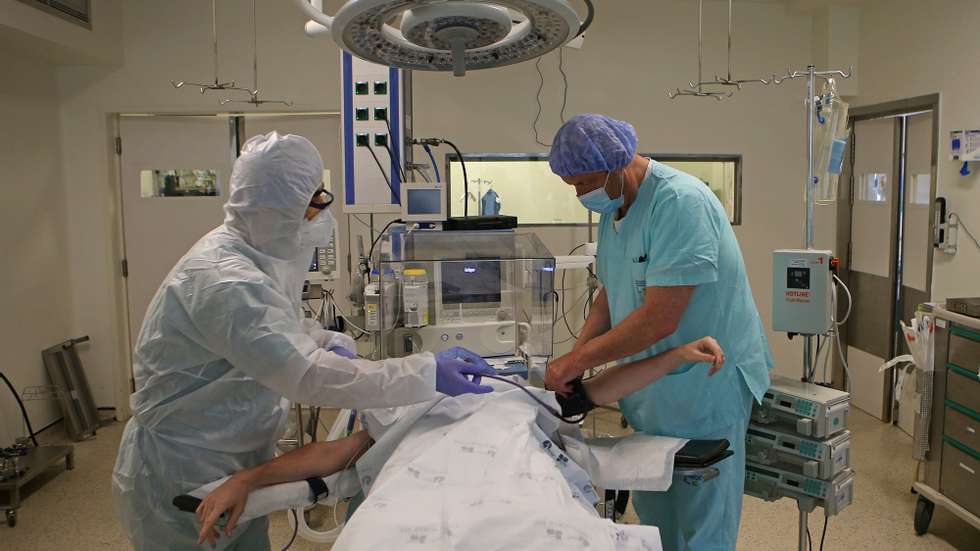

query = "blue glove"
327;346;358;359
435;347;496;396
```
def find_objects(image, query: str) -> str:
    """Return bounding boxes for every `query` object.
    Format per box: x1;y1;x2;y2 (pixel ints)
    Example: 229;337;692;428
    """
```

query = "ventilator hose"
281;509;298;551
577;0;595;38
0;372;40;447
481;374;586;424
440;139;468;217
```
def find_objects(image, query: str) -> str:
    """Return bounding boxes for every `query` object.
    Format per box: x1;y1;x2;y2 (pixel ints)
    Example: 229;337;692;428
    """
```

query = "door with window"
118;114;344;364
118;115;234;352
838;101;937;427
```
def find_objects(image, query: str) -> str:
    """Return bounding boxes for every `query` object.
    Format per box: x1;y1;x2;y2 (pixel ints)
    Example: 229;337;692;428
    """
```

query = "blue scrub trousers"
631;386;752;551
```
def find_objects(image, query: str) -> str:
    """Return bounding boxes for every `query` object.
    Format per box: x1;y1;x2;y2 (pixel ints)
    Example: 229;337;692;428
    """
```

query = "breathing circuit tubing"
480;373;587;424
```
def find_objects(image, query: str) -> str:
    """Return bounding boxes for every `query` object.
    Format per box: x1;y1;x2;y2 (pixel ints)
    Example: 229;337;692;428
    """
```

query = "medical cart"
1;444;74;527
912;304;980;536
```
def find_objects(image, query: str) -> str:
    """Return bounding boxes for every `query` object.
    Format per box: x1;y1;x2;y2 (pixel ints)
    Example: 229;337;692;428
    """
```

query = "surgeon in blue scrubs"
545;114;773;551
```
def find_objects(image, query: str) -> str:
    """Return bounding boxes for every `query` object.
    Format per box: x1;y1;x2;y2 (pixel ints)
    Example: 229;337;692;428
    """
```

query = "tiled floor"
2;407;978;550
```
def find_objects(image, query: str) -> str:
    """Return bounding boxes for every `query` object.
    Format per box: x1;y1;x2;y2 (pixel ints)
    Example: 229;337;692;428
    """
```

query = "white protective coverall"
111;132;438;550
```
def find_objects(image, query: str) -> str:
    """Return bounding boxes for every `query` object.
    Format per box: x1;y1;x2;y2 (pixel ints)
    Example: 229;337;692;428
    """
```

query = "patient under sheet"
334;381;681;550
187;381;686;550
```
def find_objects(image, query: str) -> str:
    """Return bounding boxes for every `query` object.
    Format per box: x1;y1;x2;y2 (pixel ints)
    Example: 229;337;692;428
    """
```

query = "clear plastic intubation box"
370;228;556;376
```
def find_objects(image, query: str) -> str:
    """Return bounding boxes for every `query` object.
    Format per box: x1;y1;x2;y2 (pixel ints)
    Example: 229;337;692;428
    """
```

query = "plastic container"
812;78;850;203
366;268;398;331
402;268;430;328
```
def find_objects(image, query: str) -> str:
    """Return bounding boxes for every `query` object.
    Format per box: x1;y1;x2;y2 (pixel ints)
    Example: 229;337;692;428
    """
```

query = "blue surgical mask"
578;170;624;214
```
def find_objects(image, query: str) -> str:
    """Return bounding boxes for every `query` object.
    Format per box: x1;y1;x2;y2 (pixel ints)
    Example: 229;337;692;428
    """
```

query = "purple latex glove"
435;347;495;396
327;346;358;359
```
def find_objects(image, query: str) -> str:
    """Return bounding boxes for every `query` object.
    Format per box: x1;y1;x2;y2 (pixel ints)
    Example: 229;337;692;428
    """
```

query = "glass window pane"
447;155;740;225
657;160;738;223
858;173;888;203
447;158;588;224
140;169;220;198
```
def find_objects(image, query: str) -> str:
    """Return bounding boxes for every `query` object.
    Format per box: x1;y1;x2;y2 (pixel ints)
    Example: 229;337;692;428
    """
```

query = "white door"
118;116;234;352
847;116;897;420
897;112;935;435
843;110;936;424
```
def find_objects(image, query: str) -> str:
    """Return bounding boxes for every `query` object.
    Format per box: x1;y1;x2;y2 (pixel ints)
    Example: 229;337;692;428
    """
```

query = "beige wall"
0;54;73;446
0;0;122;65
45;0;824;417
854;0;980;302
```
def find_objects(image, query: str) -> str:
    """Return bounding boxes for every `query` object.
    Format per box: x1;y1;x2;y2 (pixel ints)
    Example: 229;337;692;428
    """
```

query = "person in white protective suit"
111;131;495;551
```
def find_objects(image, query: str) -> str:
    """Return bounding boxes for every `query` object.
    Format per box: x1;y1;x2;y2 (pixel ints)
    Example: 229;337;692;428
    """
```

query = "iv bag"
812;79;850;203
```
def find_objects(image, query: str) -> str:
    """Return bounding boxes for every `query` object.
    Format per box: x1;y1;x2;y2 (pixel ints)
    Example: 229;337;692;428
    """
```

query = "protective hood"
223;131;324;261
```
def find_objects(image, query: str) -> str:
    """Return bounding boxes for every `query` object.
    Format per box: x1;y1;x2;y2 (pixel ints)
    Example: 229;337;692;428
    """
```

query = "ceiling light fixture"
292;0;594;76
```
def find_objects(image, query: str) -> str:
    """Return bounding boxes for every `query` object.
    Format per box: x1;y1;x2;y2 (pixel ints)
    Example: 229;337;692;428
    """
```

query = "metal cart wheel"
914;496;934;536
6;509;16;527
66;452;75;471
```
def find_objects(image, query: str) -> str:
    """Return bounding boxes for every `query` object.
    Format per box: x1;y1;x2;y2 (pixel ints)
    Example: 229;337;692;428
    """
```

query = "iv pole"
771;63;852;551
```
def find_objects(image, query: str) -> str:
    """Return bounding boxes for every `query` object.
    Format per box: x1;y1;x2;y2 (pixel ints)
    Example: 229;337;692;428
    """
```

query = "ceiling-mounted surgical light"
292;0;594;76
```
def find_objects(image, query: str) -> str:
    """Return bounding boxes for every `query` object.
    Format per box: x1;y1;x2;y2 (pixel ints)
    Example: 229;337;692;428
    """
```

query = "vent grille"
17;0;91;28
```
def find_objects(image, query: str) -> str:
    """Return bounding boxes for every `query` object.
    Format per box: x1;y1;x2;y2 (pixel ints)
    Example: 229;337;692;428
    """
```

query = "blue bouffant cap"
548;114;638;177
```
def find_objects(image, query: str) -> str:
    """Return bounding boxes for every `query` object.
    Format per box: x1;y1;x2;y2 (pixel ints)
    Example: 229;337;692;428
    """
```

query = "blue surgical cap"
548;114;638;177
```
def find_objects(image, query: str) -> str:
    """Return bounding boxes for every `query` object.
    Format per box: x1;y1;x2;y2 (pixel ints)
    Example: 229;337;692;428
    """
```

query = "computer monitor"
440;260;502;305
400;182;447;222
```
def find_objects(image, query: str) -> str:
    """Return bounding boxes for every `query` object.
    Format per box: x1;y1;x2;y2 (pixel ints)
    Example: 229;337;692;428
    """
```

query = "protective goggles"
308;188;334;210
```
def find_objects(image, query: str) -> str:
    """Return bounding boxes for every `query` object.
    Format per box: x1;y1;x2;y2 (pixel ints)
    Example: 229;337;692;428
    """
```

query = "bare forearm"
574;305;673;373
583;348;684;405
236;431;371;490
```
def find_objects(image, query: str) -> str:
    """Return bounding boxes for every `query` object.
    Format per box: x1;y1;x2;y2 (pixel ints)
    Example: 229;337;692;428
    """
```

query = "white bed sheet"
335;384;670;550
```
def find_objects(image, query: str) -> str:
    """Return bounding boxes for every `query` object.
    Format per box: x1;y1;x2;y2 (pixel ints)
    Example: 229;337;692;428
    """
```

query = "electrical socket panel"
342;52;404;214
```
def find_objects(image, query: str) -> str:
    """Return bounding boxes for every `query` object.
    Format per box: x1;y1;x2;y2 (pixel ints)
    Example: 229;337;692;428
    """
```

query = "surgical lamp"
293;0;594;76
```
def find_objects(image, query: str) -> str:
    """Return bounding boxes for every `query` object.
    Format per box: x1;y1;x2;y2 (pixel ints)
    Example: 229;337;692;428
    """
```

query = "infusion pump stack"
747;249;856;530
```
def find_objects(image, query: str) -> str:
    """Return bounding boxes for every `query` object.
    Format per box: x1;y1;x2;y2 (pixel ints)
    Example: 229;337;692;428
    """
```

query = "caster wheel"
914;496;934;536
620;416;628;429
6;509;16;527
66;453;75;471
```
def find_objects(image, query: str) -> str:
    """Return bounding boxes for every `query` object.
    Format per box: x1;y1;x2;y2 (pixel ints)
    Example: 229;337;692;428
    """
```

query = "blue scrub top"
597;160;772;436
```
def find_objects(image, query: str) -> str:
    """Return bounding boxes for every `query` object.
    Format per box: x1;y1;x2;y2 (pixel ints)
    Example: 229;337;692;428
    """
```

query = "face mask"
578;170;625;214
300;209;335;248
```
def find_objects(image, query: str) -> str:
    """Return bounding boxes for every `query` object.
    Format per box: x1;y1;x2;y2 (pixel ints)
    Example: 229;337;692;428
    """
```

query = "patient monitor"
400;182;447;223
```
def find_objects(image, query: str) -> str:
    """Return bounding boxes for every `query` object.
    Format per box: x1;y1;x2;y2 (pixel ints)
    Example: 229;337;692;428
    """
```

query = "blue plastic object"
423;143;441;183
480;189;501;215
828;137;847;174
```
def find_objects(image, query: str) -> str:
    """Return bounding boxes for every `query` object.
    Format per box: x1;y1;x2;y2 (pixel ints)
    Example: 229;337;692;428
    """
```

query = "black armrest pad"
674;439;732;468
173;494;202;513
